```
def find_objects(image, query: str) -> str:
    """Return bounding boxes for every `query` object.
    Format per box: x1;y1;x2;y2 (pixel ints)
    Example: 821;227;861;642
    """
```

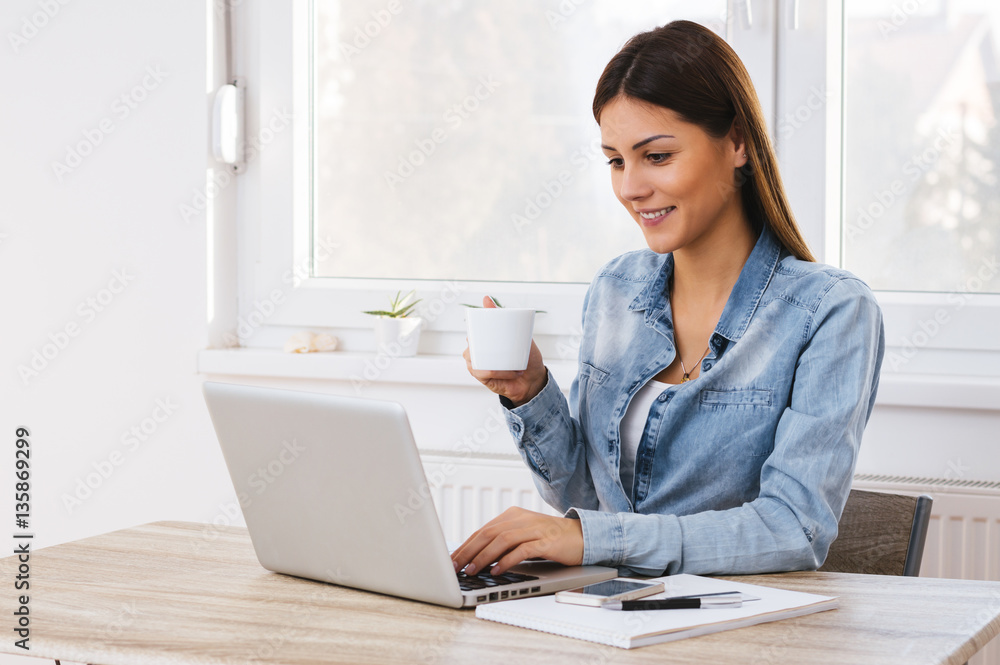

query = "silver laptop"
202;381;618;608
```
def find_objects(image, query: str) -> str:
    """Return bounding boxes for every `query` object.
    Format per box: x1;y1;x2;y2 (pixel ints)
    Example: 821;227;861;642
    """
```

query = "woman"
451;20;884;578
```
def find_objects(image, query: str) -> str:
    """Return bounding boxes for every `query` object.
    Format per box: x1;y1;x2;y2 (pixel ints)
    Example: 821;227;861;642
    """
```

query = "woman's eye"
648;152;672;164
606;157;624;169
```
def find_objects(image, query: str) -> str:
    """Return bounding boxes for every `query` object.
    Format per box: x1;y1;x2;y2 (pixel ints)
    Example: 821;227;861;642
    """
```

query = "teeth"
639;207;674;219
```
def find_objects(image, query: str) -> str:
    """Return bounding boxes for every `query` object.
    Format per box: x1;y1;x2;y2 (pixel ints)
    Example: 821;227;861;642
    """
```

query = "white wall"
0;0;230;549
858;404;1000;483
1;0;997;559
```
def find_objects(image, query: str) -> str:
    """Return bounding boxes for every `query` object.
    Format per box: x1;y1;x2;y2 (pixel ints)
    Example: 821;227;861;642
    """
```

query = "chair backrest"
819;488;933;576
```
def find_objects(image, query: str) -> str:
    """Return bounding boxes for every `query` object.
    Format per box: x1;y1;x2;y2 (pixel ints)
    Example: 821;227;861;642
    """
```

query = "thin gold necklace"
670;273;711;382
679;345;711;382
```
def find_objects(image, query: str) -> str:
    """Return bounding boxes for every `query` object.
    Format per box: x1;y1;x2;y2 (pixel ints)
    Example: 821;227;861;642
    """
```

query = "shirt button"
511;423;522;434
657;394;668;402
703;362;713;371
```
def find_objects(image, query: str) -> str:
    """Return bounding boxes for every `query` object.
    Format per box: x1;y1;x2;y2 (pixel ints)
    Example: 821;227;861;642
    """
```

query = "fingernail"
466;563;477;574
490;565;499;575
453;560;459;571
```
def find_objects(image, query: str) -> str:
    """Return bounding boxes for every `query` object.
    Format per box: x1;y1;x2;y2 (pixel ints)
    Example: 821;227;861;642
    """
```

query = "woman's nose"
618;164;653;201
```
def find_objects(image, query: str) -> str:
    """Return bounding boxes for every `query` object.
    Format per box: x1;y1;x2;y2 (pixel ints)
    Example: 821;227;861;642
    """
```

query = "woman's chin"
641;232;684;255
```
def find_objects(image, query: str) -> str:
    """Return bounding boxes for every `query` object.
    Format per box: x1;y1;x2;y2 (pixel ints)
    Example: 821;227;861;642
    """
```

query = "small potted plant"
363;290;422;357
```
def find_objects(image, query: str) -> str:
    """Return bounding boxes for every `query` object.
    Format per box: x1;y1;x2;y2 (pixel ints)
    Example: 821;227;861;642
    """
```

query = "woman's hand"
463;296;548;407
450;506;584;576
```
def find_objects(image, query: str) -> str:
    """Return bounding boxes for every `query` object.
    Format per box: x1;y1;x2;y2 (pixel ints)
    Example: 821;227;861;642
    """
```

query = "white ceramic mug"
465;308;536;371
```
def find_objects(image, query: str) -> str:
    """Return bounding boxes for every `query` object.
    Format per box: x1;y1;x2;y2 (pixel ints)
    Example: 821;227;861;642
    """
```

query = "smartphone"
554;579;665;607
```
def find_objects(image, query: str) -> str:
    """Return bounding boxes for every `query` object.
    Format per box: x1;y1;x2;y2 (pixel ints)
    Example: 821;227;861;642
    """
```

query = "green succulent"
363;290;421;318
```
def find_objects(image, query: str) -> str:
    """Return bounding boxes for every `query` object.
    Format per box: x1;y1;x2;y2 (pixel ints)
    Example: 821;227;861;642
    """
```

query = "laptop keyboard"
457;570;539;592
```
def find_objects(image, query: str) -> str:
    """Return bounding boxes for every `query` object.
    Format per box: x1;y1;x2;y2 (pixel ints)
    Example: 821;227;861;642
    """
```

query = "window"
842;0;1000;294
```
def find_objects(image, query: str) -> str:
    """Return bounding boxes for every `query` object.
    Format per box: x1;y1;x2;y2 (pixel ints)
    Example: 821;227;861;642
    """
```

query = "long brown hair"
593;20;815;262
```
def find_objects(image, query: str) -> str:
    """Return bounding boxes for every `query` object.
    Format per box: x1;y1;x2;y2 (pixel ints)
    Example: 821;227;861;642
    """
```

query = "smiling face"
599;95;750;255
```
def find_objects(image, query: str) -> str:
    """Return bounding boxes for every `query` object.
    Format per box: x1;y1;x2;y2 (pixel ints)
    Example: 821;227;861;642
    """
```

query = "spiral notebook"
475;573;837;649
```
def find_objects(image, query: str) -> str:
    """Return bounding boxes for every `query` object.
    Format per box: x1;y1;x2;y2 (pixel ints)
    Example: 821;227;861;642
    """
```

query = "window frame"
227;0;1000;384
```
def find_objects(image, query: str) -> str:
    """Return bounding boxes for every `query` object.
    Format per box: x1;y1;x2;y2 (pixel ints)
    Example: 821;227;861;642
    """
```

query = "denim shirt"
504;227;885;577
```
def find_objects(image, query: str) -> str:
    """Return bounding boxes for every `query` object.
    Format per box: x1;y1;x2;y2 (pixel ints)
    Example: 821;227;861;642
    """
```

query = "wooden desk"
1;521;998;664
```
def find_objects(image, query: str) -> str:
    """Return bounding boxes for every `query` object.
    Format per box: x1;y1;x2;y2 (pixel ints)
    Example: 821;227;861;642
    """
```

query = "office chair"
819;488;933;576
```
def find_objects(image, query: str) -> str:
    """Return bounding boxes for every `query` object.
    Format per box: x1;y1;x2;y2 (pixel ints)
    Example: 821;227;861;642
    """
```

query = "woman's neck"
670;211;758;310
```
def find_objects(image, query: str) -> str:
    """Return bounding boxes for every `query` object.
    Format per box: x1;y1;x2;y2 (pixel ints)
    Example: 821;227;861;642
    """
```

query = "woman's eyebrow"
601;134;676;152
632;134;674;150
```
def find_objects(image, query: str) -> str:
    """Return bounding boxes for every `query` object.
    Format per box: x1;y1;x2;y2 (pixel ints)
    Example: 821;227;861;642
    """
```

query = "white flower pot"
373;317;422;357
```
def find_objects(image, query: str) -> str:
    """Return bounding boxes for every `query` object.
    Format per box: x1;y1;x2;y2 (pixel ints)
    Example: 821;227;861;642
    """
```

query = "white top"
619;378;673;500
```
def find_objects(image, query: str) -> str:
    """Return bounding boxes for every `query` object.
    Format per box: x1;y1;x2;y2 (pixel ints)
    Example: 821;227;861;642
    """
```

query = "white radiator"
423;454;557;545
422;455;1000;664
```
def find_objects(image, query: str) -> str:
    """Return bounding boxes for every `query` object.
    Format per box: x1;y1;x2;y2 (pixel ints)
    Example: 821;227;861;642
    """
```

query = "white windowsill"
197;348;1000;411
874;373;1000;412
197;348;578;388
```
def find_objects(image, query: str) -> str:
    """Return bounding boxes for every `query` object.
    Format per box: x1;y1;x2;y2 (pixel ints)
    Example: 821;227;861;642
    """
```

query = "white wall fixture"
212;78;245;171
212;0;245;173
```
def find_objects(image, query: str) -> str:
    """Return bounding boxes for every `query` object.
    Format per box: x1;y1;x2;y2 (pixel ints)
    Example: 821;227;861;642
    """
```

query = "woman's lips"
637;206;676;227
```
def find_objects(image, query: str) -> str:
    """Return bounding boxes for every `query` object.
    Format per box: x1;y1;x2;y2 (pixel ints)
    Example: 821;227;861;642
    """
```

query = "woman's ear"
729;120;748;168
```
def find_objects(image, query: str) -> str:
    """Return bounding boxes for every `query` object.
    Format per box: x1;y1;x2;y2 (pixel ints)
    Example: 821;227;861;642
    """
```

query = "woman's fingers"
463;338;526;379
493;542;542;576
451;508;527;573
471;528;539;576
450;533;482;572
450;508;584;576
463;345;535;401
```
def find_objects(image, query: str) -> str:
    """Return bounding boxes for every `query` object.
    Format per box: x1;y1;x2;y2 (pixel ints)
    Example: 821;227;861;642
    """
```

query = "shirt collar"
714;226;782;342
628;225;783;344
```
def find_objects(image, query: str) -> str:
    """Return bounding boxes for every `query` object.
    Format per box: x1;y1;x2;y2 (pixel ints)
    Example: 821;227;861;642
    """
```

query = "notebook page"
475;573;838;649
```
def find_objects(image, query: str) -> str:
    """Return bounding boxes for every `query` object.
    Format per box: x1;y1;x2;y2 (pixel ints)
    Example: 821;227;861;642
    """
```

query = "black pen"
602;593;743;611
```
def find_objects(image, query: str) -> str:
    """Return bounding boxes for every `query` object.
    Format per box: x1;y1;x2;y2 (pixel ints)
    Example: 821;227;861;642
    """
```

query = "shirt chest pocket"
699;388;776;457
699;388;773;408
